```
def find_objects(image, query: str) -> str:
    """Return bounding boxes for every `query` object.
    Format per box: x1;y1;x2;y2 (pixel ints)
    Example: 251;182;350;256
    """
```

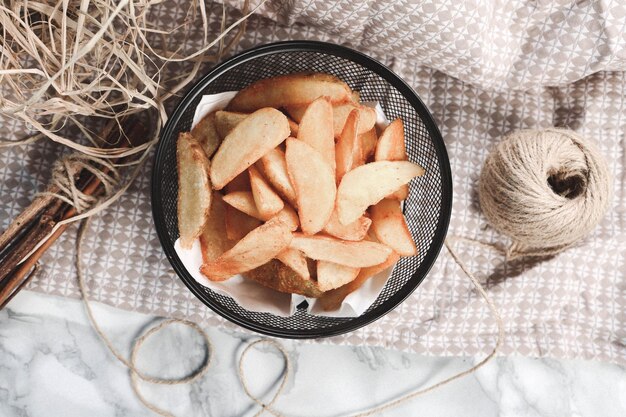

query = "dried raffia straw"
0;0;264;155
1;1;261;289
3;0;263;269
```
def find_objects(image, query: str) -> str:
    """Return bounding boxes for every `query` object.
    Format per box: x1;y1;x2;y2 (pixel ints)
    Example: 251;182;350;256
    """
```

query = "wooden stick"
0;199;63;283
0;195;55;253
0;118;147;308
0;264;40;309
0;116;123;253
0;175;105;308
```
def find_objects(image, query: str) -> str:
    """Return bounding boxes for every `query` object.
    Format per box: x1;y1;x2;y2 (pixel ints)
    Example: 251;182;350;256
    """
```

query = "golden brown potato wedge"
256;147;297;207
276;248;310;280
199;192;233;263
375;119;406;160
335;109;361;183
274;204;299;231
285;138;336;235
336;161;424;225
297;97;335;172
375;119;409;199
243;260;323;297
191;112;221;158
210;108;290;190
223;191;263;220
200;217;292;281
228;73;352;112
287;118;299;136
249;165;284;220
318;251;400;311
289;233;392;268
332;103;376;137
177;132;212;249
359;128;379;163
323;210;371;241
225;205;261;241
370;199;417;256
316;261;360;292
214;110;249;139
287;102;375;137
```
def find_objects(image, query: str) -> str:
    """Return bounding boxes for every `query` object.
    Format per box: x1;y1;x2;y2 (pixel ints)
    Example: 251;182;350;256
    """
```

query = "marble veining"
0;291;624;417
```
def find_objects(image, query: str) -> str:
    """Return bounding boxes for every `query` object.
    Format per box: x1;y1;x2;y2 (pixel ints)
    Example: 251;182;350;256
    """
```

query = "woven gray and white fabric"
1;0;625;363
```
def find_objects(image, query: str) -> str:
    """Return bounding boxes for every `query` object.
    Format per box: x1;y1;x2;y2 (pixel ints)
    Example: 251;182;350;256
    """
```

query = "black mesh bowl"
152;41;452;339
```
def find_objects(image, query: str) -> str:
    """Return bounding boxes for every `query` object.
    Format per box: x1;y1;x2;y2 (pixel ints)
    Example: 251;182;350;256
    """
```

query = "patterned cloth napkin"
1;0;624;364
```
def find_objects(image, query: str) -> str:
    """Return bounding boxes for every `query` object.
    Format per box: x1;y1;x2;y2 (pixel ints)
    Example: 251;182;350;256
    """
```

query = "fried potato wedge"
335;109;362;183
375;119;407;160
228;73;352;112
290;234;392;268
214;110;248;139
225;205;261;241
191;112;221;158
200;217;292;281
359;128;379;163
297;97;335;171
332;103;376;137
177;132;212;249
276;247;310;280
375;119;409;199
323;210;371;241
223;191;263;220
317;261;360;292
210;108;290;189
287;102;375;137
274;204;299;231
287;118;299;136
249;165;284;220
318;251;400;311
199;192;233;263
285;138;336;235
257;147;297;207
243;260;323;297
336;161;424;225
370;199;417;256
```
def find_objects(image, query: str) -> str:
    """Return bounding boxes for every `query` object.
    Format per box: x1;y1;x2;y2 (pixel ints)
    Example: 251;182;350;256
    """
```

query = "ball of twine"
479;128;611;259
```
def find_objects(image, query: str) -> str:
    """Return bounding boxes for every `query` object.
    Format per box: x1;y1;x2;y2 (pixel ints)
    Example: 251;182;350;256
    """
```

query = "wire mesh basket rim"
151;40;452;339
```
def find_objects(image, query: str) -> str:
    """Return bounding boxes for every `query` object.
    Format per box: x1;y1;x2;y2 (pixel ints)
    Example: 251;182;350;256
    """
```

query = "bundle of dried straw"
0;0;260;154
0;0;263;304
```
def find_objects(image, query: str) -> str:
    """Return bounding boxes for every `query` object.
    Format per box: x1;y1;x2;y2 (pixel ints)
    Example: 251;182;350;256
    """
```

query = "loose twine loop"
74;218;503;417
67;127;610;416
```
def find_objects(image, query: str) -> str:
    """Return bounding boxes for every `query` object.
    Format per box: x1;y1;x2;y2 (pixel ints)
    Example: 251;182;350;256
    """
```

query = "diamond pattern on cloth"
1;1;625;364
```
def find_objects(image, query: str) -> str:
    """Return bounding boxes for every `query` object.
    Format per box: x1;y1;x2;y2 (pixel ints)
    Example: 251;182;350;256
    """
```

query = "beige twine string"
238;339;292;417
479;128;611;260
76;218;214;417
74;212;504;416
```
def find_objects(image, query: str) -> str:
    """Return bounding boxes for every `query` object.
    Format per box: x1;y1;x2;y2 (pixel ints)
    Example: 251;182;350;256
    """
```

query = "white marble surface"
1;291;625;417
